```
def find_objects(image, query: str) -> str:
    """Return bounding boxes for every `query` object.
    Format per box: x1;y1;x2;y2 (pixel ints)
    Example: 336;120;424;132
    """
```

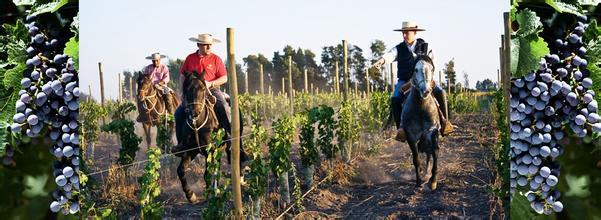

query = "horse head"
183;70;209;118
412;54;435;99
137;73;153;97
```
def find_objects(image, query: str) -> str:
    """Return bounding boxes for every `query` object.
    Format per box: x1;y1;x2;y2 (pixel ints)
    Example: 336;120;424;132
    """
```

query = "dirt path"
300;113;499;219
87;113;499;219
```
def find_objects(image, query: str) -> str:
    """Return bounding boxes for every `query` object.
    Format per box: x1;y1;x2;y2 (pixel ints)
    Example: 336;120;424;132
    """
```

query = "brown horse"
136;74;180;147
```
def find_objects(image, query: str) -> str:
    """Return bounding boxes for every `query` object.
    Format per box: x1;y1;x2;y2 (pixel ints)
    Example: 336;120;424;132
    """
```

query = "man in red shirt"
173;33;248;165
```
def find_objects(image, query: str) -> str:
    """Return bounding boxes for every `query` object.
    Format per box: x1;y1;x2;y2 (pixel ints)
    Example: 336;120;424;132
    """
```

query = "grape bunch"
510;15;597;214
9;14;80;215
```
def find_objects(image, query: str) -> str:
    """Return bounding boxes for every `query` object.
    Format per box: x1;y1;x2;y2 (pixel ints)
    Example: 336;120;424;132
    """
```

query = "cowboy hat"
393;21;426;32
145;52;167;60
189;33;221;44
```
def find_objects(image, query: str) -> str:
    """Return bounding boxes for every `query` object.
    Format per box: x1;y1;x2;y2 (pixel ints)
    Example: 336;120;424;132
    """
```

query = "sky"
80;0;509;100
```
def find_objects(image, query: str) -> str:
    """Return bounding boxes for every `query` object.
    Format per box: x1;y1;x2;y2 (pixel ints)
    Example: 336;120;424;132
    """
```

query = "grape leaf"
0;121;8;156
51;0;70;13
510;192;539;219
516;9;543;37
584;20;600;45
578;0;601;5
29;1;61;16
63;35;78;70
22;174;49;197
511;35;550;77
12;0;35;6
545;0;585;16
564;174;591;197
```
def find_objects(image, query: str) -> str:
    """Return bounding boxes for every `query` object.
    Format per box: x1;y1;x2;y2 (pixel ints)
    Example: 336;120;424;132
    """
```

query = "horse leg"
406;136;422;187
429;130;440;190
177;152;198;203
143;123;152;147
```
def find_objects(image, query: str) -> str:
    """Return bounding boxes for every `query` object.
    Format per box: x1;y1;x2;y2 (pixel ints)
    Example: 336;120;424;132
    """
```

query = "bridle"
184;79;215;131
411;56;435;92
139;86;166;115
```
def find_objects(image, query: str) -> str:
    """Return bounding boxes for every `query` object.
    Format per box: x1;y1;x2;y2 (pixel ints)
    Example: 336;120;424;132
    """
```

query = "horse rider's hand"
372;58;385;69
163;85;169;94
205;81;213;89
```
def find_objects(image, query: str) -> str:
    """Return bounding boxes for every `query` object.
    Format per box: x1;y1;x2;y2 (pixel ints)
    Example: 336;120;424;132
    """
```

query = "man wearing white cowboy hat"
373;21;454;142
143;52;174;110
172;33;249;166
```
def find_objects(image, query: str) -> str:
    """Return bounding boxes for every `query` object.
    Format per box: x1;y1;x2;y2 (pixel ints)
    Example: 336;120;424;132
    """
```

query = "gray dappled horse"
136;74;179;148
401;55;441;190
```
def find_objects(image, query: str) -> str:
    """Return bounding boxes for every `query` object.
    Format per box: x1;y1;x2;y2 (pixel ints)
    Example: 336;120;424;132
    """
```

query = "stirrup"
441;120;455;136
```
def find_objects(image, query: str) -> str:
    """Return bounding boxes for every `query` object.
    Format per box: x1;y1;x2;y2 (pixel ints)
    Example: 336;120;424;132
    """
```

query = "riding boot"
171;106;186;156
433;86;454;136
391;95;407;142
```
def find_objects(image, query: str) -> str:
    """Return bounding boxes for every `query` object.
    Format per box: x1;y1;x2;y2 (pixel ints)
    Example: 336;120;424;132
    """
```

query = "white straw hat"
393;21;426;32
189;33;221;44
145;52;167;60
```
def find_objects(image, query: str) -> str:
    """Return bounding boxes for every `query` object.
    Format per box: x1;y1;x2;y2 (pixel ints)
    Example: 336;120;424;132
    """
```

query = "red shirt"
180;51;226;82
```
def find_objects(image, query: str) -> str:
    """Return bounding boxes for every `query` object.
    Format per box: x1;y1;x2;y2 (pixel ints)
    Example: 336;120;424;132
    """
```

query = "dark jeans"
175;88;248;162
391;85;448;129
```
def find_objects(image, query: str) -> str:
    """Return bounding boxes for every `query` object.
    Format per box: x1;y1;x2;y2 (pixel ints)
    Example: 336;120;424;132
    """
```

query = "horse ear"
427;50;434;61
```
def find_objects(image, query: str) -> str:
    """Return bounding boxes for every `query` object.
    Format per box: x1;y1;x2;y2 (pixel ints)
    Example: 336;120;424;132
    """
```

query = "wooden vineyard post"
226;28;243;218
245;71;249;94
88;85;92;102
304;69;308;93
281;77;285;95
129;76;134;101
98;62;106;124
366;67;370;97
335;60;340;95
288;55;294;114
260;64;264;95
342;40;349;101
503;12;511;131
118;73;122;102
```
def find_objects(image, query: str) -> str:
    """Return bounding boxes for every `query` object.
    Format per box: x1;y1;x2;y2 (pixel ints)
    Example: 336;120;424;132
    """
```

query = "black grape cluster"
9;14;80;214
510;15;596;214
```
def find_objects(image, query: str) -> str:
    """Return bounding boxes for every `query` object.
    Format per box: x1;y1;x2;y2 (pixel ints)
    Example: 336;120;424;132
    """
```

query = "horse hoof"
430;181;438;190
187;193;198;204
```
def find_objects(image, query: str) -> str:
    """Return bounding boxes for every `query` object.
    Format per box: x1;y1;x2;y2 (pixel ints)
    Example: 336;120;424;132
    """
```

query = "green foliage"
138;147;163;219
155;114;174;153
492;89;510;212
100;102;141;165
448;93;481;113
315;105;337;160
268;115;295;178
337;101;360;147
101;119;141;165
245;109;269;200
202;129;231;219
511;9;550;77
299;108;319;167
0;20;28;123
80;100;107;148
0;137;56;219
443;59;457;88
289;163;304;212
